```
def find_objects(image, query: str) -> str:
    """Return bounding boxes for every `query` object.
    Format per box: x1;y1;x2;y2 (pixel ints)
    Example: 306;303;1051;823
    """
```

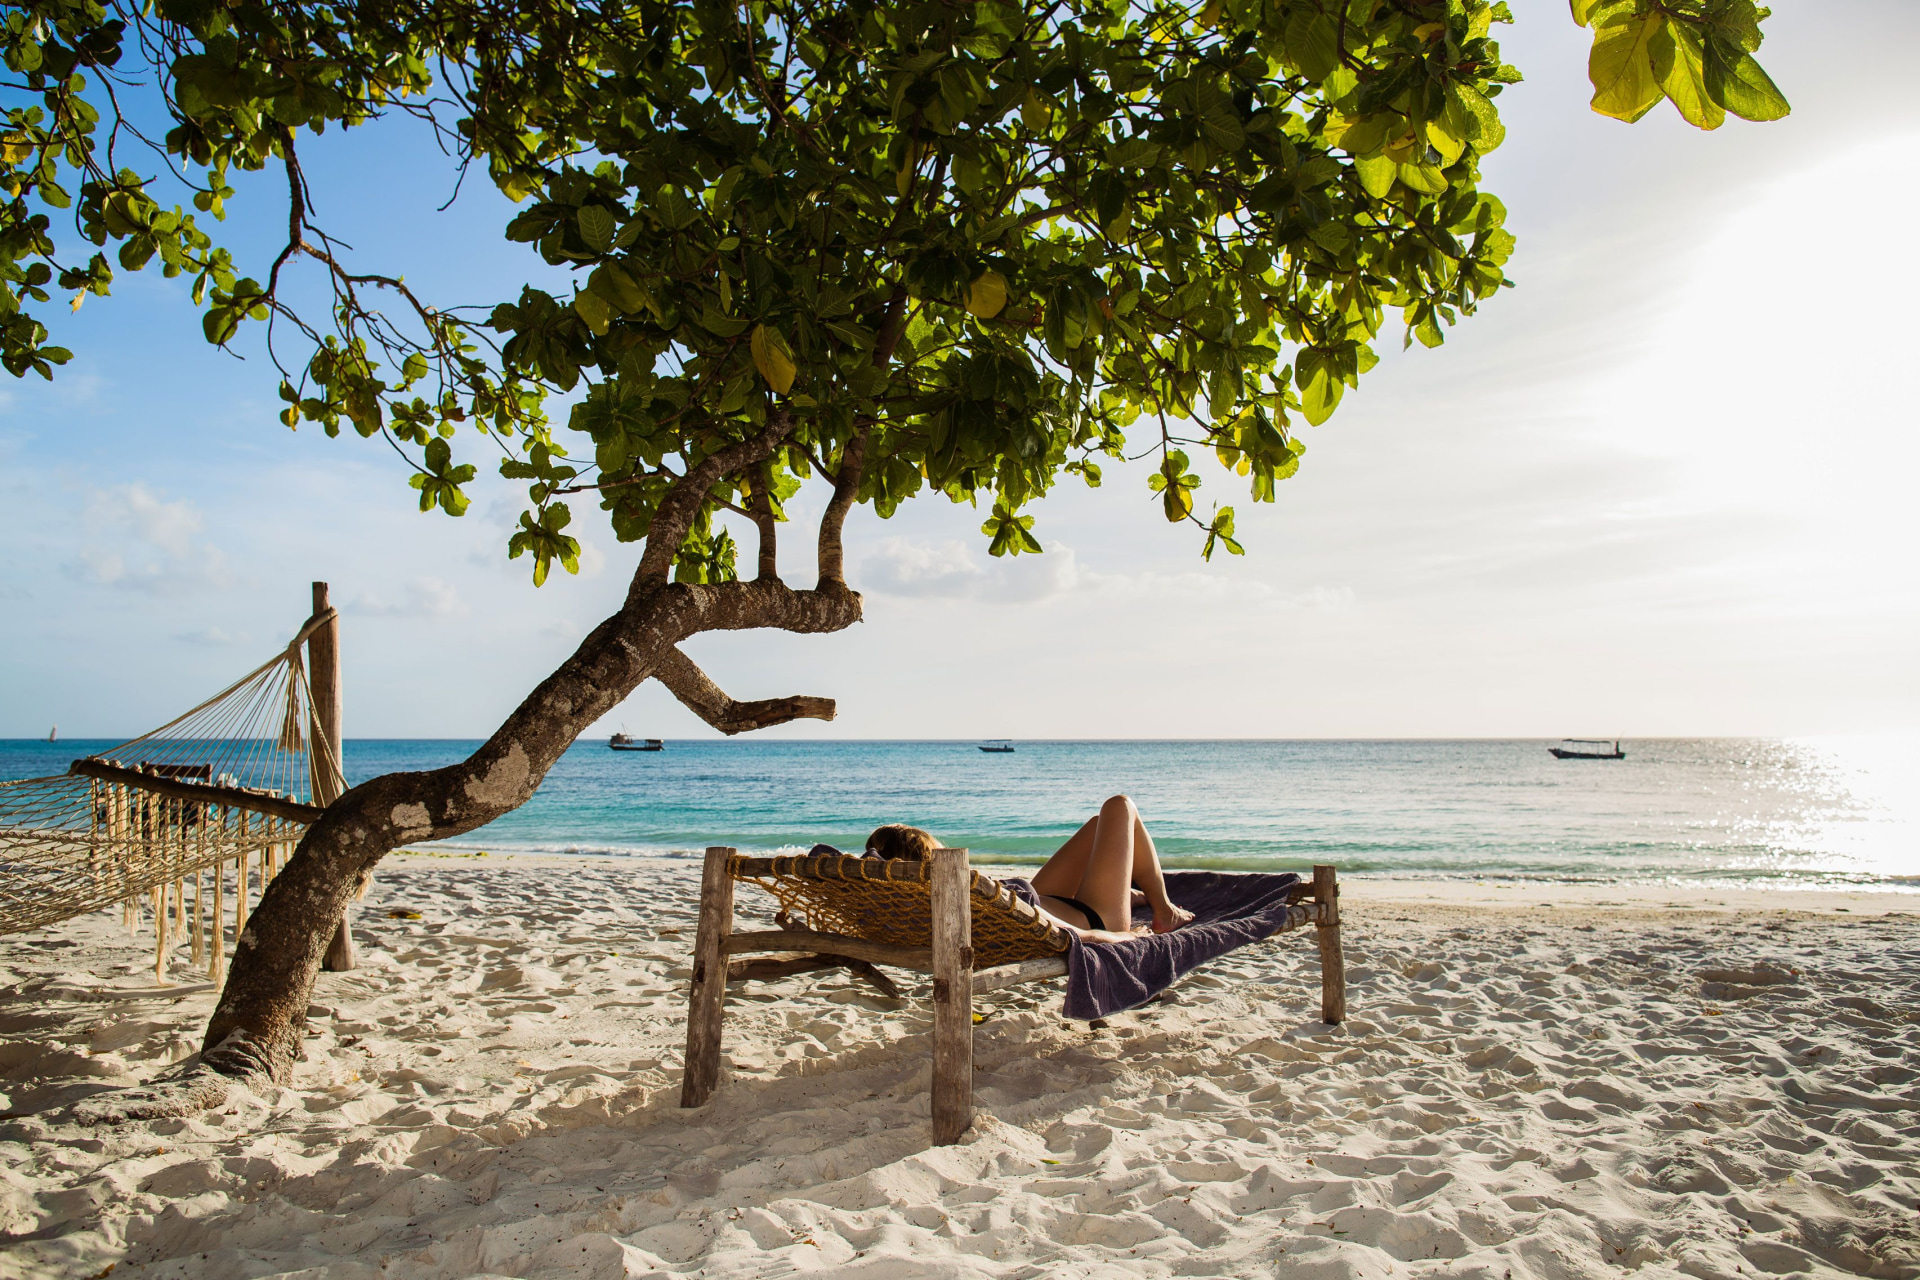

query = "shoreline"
399;846;1920;910
2;855;1914;1278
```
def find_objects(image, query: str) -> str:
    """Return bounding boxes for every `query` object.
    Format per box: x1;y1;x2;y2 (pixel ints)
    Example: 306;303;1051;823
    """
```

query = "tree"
3;0;1786;1115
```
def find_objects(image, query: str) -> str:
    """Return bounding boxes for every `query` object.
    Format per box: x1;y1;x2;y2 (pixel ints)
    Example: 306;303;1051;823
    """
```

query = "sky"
2;0;1917;742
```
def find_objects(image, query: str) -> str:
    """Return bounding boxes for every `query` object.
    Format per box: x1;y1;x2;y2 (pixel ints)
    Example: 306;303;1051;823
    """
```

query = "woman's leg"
1032;796;1193;935
1127;806;1192;934
1030;812;1098;902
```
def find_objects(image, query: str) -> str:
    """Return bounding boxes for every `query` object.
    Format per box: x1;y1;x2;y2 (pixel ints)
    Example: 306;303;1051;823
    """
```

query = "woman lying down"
863;794;1195;945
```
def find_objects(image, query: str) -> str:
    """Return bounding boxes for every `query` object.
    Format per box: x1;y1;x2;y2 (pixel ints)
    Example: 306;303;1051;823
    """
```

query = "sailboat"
47;725;56;743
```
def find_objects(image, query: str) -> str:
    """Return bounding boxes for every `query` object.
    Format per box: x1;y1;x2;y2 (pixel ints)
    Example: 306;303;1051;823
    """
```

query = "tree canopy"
3;0;1788;581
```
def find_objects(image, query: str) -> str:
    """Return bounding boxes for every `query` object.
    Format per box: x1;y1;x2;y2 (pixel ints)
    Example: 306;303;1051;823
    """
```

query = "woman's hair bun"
864;823;938;861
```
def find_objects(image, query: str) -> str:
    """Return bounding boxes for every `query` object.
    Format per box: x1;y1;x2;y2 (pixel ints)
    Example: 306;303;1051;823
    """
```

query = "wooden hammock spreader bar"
726;928;932;971
67;758;328;825
971;954;1070;995
726;953;903;998
681;845;1346;1146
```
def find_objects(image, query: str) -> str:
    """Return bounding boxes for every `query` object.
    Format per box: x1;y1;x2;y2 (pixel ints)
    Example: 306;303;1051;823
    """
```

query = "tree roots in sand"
68;1031;276;1124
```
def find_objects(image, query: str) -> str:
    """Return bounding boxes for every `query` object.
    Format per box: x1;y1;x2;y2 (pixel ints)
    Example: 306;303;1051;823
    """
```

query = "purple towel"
804;847;1305;1020
1003;870;1305;1019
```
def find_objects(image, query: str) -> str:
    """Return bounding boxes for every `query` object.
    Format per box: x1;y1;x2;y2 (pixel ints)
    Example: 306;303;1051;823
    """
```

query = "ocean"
4;737;1915;891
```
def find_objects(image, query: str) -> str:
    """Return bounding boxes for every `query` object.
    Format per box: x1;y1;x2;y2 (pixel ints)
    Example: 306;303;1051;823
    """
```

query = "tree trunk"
72;576;859;1123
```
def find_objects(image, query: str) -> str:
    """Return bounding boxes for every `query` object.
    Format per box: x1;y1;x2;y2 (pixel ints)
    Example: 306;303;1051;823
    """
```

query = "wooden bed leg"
1314;864;1346;1025
681;846;736;1108
930;845;974;1145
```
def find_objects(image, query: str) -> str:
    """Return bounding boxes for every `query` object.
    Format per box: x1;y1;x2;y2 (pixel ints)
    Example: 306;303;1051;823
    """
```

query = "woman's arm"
1032;902;1145;945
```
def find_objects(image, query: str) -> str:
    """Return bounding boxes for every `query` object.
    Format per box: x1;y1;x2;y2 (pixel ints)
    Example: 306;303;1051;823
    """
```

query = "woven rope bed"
681;846;1345;1144
732;851;1072;966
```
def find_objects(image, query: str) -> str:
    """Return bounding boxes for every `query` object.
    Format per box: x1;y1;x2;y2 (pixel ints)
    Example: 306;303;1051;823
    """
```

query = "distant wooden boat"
1549;739;1625;760
610;734;664;752
978;740;1015;753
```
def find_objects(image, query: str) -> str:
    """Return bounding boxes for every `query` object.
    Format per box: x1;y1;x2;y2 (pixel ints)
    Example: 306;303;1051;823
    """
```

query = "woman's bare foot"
1152;903;1194;934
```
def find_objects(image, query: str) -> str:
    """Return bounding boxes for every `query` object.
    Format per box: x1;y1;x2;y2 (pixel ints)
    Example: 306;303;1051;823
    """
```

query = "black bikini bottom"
1057;896;1106;932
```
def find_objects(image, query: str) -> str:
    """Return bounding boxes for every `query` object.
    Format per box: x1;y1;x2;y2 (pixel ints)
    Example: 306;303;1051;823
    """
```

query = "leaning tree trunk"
71;574;860;1123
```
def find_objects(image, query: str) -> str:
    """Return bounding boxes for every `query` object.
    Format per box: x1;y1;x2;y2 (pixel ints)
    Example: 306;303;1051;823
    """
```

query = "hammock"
682;847;1346;1144
0;611;344;967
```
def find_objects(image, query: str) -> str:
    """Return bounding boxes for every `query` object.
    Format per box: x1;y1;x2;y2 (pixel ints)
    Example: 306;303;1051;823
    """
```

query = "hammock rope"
0;610;345;983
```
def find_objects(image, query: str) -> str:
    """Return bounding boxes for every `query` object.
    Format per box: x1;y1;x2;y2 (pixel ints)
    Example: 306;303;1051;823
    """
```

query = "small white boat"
1549;739;1624;760
610;734;664;752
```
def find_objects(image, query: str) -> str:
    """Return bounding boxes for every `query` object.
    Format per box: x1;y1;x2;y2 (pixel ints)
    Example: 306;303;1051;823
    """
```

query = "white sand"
1;857;1915;1280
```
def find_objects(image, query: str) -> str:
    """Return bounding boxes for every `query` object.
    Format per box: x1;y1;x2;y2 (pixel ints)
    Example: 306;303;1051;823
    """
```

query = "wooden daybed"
680;846;1345;1144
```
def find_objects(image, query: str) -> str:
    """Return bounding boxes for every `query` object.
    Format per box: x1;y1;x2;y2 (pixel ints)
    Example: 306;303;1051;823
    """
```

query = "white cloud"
92;482;202;557
64;484;231;595
575;537;609;579
856;536;1085;603
348;576;470;619
858;538;990;598
852;535;1358;614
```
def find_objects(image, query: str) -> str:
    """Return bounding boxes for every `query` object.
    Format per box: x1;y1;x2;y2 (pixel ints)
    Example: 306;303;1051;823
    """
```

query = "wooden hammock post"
209;806;226;984
1314;864;1346;1025
87;778;100;888
930;845;974;1145
111;783;132;933
154;864;170;985
173;801;187;938
236;813;250;938
310;582;355;973
681;846;736;1108
190;810;205;967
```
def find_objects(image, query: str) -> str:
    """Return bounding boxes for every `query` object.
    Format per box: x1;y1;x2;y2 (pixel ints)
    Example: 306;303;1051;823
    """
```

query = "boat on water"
47;725;56;743
1549;739;1625;760
610;733;664;752
978;740;1015;753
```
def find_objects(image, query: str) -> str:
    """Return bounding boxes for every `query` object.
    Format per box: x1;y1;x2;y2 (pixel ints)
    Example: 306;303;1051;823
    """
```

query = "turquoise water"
6;737;1915;889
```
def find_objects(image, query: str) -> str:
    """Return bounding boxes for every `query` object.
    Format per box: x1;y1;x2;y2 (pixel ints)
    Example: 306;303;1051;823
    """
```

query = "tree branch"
749;459;779;581
633;411;800;596
816;286;910;585
652;644;835;735
816;427;866;586
265;126;309;301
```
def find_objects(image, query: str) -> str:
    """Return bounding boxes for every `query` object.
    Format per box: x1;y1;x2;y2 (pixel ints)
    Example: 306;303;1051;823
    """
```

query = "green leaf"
591;263;659;320
1704;44;1790;122
966;270;1008;319
1354;155;1397;199
577;205;616;252
698;304;750;338
750;323;797;393
573;288;611;335
1202;506;1244;561
1648;20;1724;130
1397;162;1448;195
1588;11;1664;123
1297;354;1346;426
1286;10;1341;82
